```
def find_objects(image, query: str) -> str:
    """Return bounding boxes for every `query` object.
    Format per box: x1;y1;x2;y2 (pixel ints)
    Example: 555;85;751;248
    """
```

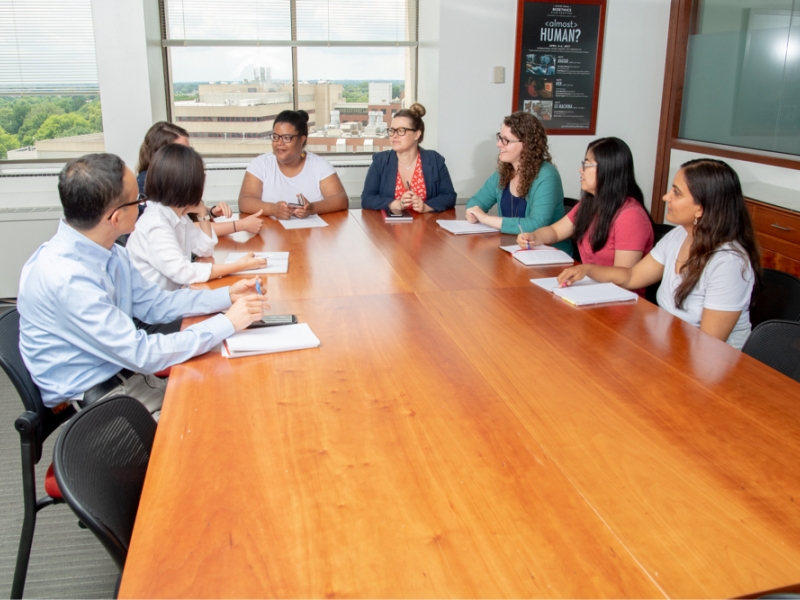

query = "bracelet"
233;221;237;232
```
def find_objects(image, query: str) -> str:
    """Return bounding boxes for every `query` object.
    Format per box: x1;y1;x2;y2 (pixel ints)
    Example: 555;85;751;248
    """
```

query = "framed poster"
513;0;607;135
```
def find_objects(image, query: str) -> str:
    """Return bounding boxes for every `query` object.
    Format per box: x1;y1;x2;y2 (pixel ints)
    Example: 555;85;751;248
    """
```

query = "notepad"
530;276;599;292
503;246;574;266
552;282;638;306
224;252;289;274
222;323;321;358
437;220;499;235
212;213;239;223
382;209;413;223
274;214;329;229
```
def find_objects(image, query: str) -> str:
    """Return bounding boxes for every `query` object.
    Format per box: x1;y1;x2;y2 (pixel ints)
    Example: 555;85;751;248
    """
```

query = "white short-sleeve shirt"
246;152;336;204
651;226;754;349
127;201;217;291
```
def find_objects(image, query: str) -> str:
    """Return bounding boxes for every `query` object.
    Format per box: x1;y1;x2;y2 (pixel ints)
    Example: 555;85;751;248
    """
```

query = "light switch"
492;66;505;84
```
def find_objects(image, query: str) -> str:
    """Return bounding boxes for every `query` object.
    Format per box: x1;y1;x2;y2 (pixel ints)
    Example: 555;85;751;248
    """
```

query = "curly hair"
498;111;551;197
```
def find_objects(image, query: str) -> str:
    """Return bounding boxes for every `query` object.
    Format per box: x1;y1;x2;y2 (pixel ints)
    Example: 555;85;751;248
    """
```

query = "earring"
301;151;307;159
693;216;698;225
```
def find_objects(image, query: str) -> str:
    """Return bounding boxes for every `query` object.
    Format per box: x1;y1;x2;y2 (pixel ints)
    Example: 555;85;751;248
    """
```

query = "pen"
255;278;262;295
518;223;530;250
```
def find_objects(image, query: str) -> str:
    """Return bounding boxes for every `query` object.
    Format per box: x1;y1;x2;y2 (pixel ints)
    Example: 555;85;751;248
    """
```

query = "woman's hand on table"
237;210;264;233
234;252;267;273
557;264;591;287
465;206;486;224
409;193;430;213
517;232;539;248
291;196;314;219
272;201;295;220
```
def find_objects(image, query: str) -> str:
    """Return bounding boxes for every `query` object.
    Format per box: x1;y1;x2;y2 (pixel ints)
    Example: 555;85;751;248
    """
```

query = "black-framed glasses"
271;133;301;143
580;160;598;169
496;133;522;146
387;127;417;137
107;193;146;220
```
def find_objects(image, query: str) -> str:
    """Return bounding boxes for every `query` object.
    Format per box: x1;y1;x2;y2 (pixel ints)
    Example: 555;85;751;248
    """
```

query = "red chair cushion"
44;463;62;499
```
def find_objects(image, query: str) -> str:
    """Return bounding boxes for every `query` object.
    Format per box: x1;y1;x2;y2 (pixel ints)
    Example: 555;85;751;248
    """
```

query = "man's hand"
229;276;268;304
224;295;266;331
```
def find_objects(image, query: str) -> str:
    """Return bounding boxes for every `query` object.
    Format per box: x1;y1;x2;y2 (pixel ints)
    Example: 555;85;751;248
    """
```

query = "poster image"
514;0;607;134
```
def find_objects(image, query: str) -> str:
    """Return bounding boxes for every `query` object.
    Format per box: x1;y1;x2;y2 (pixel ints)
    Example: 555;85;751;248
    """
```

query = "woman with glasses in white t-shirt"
238;110;349;219
558;159;762;349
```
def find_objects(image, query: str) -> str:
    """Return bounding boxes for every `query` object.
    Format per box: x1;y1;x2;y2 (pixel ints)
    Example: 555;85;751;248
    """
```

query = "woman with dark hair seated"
238;110;348;219
136;121;263;236
464;111;571;254
558;159;762;349
127;144;266;291
517;137;654;294
361;103;456;213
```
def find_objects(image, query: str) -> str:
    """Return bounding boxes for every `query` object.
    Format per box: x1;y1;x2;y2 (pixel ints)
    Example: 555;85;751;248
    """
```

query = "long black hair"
572;137;648;253
674;159;762;309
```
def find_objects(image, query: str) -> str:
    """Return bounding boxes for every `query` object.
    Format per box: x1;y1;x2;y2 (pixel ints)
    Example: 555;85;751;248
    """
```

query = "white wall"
419;0;672;208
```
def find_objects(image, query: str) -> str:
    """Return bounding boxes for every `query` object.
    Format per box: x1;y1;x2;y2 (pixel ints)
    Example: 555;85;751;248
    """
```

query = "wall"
419;0;673;208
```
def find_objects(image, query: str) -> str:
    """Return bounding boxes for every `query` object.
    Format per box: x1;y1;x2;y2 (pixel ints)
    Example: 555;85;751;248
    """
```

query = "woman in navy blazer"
361;103;457;213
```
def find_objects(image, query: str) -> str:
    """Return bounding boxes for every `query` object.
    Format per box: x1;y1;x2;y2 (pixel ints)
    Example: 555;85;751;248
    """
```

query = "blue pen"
255;278;262;296
518;223;530;250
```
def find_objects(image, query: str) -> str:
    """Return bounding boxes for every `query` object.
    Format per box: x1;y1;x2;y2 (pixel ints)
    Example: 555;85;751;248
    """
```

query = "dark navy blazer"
360;148;457;212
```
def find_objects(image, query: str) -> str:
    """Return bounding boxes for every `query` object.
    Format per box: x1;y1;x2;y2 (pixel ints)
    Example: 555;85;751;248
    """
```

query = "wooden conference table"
119;208;800;599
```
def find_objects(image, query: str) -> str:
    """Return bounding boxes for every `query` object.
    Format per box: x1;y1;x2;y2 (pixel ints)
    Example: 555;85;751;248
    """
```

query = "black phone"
247;315;297;328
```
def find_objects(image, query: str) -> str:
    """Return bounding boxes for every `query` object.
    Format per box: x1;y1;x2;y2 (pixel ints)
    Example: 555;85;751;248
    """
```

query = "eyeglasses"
271;133;302;143
387;127;417;137
496;133;522;146
580;160;598;169
107;193;146;220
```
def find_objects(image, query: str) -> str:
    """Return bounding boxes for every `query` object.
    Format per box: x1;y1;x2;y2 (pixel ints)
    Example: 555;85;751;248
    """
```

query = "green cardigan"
466;162;572;254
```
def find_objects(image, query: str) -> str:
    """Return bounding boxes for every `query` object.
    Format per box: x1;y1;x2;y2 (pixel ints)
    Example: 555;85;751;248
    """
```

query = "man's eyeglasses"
580;160;598;170
387;127;417;137
107;193;146;220
271;133;301;143
496;133;522;146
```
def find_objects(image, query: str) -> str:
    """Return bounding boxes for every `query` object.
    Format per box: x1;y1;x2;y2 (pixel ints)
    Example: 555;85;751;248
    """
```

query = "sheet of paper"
512;249;574;266
500;244;557;253
530;276;598;292
212;213;239;223
224;252;289;274
436;220;499;235
552;282;638;306
273;214;328;229
222;323;320;358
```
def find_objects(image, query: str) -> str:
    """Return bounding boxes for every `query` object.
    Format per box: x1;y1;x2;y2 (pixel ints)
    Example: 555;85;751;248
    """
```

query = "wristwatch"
197;214;211;222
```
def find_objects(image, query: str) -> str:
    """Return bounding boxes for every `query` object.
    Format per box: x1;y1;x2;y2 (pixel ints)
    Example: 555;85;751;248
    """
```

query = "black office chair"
749;268;800;328
742;319;800;383
644;223;676;304
53;394;156;572
0;308;77;599
562;198;582;262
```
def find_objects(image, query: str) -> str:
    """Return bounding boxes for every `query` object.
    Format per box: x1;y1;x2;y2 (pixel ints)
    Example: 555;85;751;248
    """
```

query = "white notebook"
500;245;574;266
224;252;289;274
274;214;329;229
552;282;638;306
436;220;499;235
222;323;321;358
530;276;599;292
212;213;239;223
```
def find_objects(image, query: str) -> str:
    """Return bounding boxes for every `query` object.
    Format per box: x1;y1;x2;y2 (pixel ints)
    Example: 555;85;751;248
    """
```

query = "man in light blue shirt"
18;153;266;411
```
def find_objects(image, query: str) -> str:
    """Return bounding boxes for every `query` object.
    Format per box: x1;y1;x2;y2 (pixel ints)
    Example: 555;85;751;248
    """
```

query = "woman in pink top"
517;137;654;292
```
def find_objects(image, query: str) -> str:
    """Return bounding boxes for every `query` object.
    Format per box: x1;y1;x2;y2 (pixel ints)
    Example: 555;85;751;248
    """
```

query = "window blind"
0;0;99;95
162;0;418;46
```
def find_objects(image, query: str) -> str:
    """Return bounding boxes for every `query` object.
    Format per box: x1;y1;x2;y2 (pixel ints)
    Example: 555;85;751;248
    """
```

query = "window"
0;0;103;161
161;0;418;155
680;0;800;157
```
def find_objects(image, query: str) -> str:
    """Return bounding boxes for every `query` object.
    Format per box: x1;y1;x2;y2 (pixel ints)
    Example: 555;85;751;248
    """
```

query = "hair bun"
296;110;310;124
408;103;426;118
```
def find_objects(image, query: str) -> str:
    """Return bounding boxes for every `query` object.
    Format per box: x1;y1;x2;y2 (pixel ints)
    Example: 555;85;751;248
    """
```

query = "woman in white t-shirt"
557;159;762;349
238;110;349;219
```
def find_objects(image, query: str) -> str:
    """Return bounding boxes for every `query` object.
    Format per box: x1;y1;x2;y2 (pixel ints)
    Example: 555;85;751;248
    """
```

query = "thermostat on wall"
492;66;505;84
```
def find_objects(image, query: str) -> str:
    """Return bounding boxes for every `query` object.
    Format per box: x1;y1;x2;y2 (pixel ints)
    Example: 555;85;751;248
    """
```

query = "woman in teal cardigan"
465;112;572;254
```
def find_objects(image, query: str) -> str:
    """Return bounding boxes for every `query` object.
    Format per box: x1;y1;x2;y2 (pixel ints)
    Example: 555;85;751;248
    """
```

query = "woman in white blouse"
557;159;762;349
127;144;266;291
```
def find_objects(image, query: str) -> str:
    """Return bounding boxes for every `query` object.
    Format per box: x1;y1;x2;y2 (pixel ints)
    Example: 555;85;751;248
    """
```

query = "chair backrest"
53;395;156;569
563;197;580;212
653;223;675;244
742;319;800;383
750;269;800;328
0;308;76;462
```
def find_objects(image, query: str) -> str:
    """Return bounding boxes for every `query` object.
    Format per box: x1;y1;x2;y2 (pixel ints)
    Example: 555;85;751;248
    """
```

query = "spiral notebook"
222;323;320;358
